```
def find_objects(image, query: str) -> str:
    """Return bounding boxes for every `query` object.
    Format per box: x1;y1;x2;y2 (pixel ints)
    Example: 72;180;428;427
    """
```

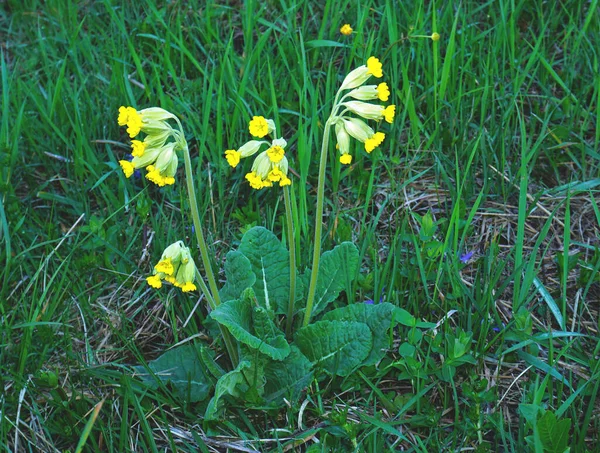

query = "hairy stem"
303;120;333;326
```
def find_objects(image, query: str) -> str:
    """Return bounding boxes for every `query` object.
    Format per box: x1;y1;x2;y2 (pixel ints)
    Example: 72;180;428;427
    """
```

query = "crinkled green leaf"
537;411;571;453
133;344;212;403
204;361;251;420
264;346;314;405
322;302;396;365
311;242;359;317
295;320;372;376
219;251;256;302
210;299;290;360
238;226;302;314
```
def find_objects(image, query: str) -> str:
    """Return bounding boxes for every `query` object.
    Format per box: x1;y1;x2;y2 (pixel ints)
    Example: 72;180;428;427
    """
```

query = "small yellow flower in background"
249;116;269;138
340;24;353;35
431;32;440;42
147;241;198;293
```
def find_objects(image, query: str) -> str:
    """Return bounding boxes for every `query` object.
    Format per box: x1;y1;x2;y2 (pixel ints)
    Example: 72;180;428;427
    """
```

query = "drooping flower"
119;141;178;186
147;241;198;292
117;106;174;138
340;56;384;90
340;24;353;35
347;82;390;102
338;118;385;153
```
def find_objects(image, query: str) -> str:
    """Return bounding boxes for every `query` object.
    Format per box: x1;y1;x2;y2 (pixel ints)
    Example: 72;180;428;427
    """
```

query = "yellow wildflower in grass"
225;149;241;167
119;160;135;178
130;140;145;157
249;116;269;138
366;57;383;78
244;148;291;190
146;275;163;288
340;154;352;164
377;83;390;101
340;24;353;35
364;131;385;153
340;117;385;153
431;32;440;42
383;105;396;123
267;145;285;163
147;241;197;292
118;106;174;138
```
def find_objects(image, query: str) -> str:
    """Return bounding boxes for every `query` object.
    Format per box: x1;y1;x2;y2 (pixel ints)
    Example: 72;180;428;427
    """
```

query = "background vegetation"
1;0;599;451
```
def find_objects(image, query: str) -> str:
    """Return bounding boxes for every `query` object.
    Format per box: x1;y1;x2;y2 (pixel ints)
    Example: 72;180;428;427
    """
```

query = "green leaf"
537;411;571;453
295;320;372;376
264;346;314;405
311;242;359;317
210;299;290;360
239;226;299;314
219;251;256;302
204;361;251;420
134;344;212;403
322;302;396;365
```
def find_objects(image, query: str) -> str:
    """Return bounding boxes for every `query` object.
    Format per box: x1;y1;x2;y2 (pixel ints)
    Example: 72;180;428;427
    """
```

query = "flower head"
117;106;174;138
383;105;396;123
339;118;385;153
117;107;183;186
340;24;353;35
249;116;269;138
340;56;384;90
431;32;440;42
147;241;197;292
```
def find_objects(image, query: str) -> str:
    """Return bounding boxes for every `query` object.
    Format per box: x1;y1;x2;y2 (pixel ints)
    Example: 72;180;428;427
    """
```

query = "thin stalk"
180;134;239;366
303;119;333;326
284;186;297;336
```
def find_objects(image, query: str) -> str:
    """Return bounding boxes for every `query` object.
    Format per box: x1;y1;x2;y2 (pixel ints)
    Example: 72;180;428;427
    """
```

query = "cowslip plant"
116;56;424;420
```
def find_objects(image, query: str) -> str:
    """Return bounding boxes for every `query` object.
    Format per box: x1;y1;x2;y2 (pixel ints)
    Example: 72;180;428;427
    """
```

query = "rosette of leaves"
133;227;431;420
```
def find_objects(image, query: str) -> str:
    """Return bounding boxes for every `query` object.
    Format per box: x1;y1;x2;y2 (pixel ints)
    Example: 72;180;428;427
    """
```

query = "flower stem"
181;139;239;366
303;120;333;326
283;185;297;337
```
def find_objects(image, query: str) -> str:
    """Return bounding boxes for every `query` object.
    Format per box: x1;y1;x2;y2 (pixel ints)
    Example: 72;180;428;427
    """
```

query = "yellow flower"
267;145;285;163
431;32;440;42
143;143;178;186
249;116;269;138
340;154;352;164
377;83;390;101
118;106;142;138
131;140;146;157
340;24;353;35
118;106;174;138
366;57;383;78
147;241;198;293
225;149;241;167
146;275;162;288
280;176;291;186
364;132;385;153
119;160;135;178
383;105;396;123
154;257;174;275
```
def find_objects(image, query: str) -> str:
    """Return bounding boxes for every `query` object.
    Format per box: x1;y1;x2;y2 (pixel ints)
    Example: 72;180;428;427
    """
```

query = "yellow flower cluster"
146;241;197;292
225;116;291;189
332;56;396;164
117;106;182;186
340;24;353;36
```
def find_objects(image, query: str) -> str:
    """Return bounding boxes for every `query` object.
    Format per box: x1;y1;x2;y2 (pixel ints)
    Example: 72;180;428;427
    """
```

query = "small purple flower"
459;250;474;263
364;299;375;305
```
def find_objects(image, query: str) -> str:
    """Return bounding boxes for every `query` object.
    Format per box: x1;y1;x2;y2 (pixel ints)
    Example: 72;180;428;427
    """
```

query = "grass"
1;0;599;451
